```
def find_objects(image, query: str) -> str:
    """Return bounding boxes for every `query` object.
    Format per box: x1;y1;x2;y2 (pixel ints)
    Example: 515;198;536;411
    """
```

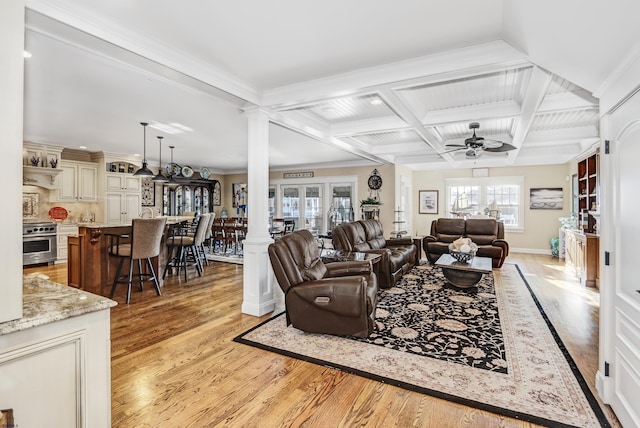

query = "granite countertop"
78;216;193;229
0;275;117;336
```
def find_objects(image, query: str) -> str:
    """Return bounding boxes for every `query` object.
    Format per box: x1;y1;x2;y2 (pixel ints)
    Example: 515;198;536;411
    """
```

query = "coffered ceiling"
21;0;640;173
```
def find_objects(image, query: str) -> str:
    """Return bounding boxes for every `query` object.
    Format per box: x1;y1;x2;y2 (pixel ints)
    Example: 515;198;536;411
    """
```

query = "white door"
604;114;640;426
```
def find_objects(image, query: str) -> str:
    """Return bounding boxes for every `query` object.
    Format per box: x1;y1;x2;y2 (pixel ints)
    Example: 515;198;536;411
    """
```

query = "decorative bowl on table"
448;240;478;263
449;249;476;263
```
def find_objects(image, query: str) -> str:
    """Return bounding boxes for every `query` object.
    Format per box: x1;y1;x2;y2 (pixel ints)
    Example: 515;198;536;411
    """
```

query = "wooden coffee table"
435;254;493;289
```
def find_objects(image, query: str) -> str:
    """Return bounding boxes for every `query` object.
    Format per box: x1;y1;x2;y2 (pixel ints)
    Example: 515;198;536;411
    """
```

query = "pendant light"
133;122;154;177
152;136;169;182
166;145;179;187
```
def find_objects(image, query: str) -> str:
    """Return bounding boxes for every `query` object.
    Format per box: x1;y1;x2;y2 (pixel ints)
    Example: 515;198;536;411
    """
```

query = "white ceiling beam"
377;88;450;159
268;111;390;165
263;41;530;108
506;67;554;164
538;92;598;113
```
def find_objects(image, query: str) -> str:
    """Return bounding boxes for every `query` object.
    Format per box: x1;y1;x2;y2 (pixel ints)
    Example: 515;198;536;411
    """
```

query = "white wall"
0;1;26;323
412;163;572;253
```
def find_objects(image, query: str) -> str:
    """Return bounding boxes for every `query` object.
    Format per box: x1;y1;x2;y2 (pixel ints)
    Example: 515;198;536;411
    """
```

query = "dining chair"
211;218;225;253
108;217;167;304
223;219;238;253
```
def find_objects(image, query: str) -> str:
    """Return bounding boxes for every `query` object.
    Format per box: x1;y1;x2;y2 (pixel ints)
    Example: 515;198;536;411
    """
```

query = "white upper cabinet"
55;160;98;203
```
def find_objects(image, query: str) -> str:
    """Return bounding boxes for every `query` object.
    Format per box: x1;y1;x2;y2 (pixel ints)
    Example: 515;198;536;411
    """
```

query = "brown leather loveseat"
423;218;509;268
331;219;417;289
268;229;378;337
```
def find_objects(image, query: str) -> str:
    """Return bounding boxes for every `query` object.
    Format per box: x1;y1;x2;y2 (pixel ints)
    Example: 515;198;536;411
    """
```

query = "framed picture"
141;177;155;206
530;188;563;210
419;190;438;214
213;180;221;206
232;182;246;207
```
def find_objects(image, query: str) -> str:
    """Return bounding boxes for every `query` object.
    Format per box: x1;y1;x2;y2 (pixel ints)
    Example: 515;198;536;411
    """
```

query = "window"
446;177;524;229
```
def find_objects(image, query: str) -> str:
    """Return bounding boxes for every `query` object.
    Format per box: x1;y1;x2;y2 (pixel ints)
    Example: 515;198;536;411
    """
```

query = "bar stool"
108;217;167;304
163;213;209;281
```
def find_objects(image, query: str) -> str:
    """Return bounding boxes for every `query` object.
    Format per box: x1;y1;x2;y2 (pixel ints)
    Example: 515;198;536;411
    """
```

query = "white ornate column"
242;107;276;316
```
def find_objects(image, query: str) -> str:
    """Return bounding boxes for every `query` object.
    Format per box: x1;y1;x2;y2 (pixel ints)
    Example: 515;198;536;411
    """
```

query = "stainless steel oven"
23;221;57;266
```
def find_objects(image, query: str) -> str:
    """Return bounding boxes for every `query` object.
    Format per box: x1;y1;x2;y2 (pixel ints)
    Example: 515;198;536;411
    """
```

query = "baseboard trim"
510;248;553;255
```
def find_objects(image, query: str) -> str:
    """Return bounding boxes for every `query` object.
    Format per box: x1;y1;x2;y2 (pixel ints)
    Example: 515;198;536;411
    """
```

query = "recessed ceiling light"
370;98;383;105
23;51;32;58
79;146;87;149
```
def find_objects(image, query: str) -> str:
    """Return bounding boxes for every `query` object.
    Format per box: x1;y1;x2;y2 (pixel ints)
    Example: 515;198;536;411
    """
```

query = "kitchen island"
0;274;116;427
67;216;192;297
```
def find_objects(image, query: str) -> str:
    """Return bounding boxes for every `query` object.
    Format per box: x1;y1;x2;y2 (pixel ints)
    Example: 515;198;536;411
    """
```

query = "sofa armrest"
325;260;372;277
492;239;509;257
424;235;437;243
290;277;372;317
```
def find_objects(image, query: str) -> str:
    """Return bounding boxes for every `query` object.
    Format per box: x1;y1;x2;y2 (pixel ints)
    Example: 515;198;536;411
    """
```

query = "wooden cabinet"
55;160;98;202
565;229;599;287
577;152;598;232
162;180;214;215
56;223;78;263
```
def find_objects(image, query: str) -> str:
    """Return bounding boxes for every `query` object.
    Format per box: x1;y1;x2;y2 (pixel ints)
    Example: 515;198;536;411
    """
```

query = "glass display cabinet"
162;179;218;215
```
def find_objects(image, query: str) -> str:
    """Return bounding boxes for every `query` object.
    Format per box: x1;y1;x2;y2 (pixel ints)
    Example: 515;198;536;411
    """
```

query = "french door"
281;184;323;235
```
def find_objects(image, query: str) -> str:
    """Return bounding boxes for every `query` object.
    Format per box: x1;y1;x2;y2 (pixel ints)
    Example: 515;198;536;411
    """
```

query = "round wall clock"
368;169;382;190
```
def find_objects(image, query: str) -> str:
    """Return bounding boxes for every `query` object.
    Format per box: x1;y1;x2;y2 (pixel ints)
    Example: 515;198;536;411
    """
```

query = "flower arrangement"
360;197;382;206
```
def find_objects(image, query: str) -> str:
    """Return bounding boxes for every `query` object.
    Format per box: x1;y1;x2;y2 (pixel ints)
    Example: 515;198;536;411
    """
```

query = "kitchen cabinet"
0;280;113;427
565;229;599;288
105;192;141;224
56;223;78;263
103;172;141;224
55;160;98;202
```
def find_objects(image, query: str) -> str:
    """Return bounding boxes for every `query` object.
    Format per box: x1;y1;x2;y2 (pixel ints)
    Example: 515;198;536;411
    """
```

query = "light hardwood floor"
24;254;620;427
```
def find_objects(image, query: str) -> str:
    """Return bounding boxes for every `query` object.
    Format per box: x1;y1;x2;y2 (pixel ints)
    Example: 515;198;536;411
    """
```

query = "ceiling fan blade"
481;138;503;149
484;142;516;152
444;142;466;147
439;147;466;155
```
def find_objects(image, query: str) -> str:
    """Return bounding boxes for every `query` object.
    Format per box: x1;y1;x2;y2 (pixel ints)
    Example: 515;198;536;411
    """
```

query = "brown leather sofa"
268;229;378;337
423;218;509;268
331;219;417;289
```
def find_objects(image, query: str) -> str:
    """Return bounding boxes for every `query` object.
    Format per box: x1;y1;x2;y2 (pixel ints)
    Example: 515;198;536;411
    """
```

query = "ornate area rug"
206;252;243;264
235;263;609;428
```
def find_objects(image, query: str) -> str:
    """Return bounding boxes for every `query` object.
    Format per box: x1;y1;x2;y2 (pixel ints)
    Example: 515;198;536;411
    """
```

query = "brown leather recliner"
268;229;378;337
331;219;417;289
423;218;509;268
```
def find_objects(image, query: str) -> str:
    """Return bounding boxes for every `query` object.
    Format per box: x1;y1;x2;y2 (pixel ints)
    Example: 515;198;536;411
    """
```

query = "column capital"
242;105;272;118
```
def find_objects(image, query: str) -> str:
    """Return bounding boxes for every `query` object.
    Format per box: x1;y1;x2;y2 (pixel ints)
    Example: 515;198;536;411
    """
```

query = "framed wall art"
530;187;563;210
419;190;438;214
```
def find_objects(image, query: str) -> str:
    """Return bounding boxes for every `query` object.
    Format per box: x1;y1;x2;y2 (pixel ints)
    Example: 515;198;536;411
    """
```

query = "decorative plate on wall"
49;206;68;221
200;167;211;180
181;166;194;178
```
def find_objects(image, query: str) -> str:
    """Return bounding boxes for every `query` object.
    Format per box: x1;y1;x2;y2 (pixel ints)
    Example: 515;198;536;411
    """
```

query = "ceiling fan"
442;122;516;158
